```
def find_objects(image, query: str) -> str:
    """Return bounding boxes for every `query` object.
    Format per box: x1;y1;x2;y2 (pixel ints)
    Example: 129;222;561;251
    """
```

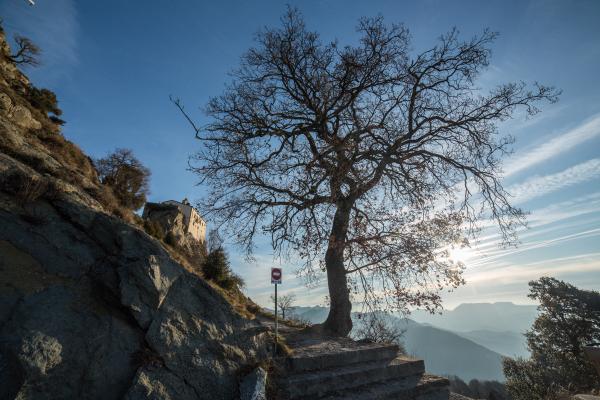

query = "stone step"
276;356;425;399
278;342;400;374
314;374;450;400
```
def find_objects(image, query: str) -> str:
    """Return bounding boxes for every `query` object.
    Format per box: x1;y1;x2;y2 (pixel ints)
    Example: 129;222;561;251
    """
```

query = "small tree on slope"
95;148;151;211
271;293;296;320
175;8;559;336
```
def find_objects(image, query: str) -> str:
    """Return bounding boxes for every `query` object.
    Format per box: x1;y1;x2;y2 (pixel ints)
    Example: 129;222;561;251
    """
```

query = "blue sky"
3;0;599;310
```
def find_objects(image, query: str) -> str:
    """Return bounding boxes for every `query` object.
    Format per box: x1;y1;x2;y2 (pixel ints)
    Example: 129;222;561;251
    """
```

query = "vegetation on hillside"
25;86;64;124
94;148;151;211
270;293;296;320
201;246;245;291
449;376;509;400
503;277;600;399
353;312;406;353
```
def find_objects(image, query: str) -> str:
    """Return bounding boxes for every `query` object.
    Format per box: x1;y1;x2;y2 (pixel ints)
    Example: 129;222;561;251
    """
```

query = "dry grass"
207;281;256;320
37;131;97;181
0;169;54;205
272;333;293;356
157;239;256;320
281;316;312;329
143;219;165;241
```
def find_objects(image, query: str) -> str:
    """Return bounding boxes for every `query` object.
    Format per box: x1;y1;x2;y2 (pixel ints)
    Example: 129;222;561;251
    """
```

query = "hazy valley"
289;302;538;382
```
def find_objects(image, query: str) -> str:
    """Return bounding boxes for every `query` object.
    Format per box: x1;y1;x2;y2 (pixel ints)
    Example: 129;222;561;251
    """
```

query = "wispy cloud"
465;255;600;285
441;254;600;308
469;228;600;269
504;113;600;177
508;158;600;204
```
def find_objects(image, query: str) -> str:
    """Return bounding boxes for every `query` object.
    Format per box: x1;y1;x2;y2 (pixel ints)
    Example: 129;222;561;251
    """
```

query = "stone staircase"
272;337;449;399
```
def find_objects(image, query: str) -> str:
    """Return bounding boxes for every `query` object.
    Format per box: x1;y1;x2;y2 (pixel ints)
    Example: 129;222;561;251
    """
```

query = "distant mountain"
401;319;506;382
290;306;329;323
289;306;507;382
456;329;529;358
410;302;538;333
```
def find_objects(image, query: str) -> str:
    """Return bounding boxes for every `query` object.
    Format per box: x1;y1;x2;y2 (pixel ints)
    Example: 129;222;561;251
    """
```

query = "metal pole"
274;283;278;355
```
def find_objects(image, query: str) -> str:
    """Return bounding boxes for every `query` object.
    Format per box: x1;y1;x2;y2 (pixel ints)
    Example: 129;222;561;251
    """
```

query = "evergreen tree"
201;247;244;291
503;277;600;399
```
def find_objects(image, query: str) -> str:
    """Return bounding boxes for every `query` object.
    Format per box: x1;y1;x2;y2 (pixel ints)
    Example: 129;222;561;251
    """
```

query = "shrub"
94;148;150;211
201;247;244;290
448;376;509;400
503;277;600;399
353;311;406;353
26;87;61;116
0;169;50;205
48;115;65;125
38;132;94;176
143;219;165;241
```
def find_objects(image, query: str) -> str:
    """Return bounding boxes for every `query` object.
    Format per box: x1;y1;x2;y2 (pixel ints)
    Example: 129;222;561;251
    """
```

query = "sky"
2;0;599;311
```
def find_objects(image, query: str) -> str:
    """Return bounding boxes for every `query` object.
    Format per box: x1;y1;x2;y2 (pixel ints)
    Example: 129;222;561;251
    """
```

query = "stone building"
142;198;206;243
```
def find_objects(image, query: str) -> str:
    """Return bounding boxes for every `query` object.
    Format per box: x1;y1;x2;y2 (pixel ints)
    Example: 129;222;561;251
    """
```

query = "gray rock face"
0;32;270;400
240;367;267;400
142;202;206;264
0;185;270;399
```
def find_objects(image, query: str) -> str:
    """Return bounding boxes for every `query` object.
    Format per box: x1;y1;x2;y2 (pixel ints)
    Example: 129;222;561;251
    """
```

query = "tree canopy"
503;277;600;399
95;148;151;211
202;246;245;291
176;8;559;335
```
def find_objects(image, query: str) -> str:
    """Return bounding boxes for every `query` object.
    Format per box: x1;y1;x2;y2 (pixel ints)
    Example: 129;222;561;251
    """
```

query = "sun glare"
448;246;473;265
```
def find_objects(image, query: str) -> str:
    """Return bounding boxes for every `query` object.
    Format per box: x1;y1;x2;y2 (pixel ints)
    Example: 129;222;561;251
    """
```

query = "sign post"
271;267;282;355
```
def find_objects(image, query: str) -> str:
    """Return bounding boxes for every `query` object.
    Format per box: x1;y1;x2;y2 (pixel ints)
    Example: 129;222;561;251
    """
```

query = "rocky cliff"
142;201;207;268
0;28;269;400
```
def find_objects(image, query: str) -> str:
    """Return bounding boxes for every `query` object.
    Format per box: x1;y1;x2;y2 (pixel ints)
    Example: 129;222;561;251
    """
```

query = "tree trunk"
322;202;353;336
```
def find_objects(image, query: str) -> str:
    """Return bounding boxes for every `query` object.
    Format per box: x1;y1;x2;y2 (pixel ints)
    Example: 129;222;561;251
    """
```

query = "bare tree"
271;293;296;320
354;312;406;352
174;9;559;336
9;35;40;66
207;228;224;252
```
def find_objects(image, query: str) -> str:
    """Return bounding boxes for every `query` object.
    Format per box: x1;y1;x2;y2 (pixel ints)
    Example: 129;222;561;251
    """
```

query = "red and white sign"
271;267;282;284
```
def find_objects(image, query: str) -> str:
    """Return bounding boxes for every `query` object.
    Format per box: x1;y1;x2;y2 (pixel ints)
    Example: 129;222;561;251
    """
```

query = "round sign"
271;268;281;280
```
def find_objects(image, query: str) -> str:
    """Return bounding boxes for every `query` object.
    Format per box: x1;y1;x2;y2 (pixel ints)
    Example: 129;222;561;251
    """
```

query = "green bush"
143;219;165;241
201;247;244;290
26;86;62;116
94;148;151;211
503;277;600;399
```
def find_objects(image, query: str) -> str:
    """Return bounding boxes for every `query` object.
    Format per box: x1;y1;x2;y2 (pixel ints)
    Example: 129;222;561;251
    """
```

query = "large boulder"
0;30;270;400
0;179;270;399
142;202;206;264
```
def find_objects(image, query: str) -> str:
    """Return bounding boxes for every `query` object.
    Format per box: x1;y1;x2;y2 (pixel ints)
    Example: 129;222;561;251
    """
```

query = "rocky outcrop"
142;202;206;264
0;29;269;400
240;367;267;400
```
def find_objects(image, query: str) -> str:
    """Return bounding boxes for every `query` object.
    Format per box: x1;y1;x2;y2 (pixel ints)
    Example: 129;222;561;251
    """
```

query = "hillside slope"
402;321;505;382
456;329;529;358
0;29;269;400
